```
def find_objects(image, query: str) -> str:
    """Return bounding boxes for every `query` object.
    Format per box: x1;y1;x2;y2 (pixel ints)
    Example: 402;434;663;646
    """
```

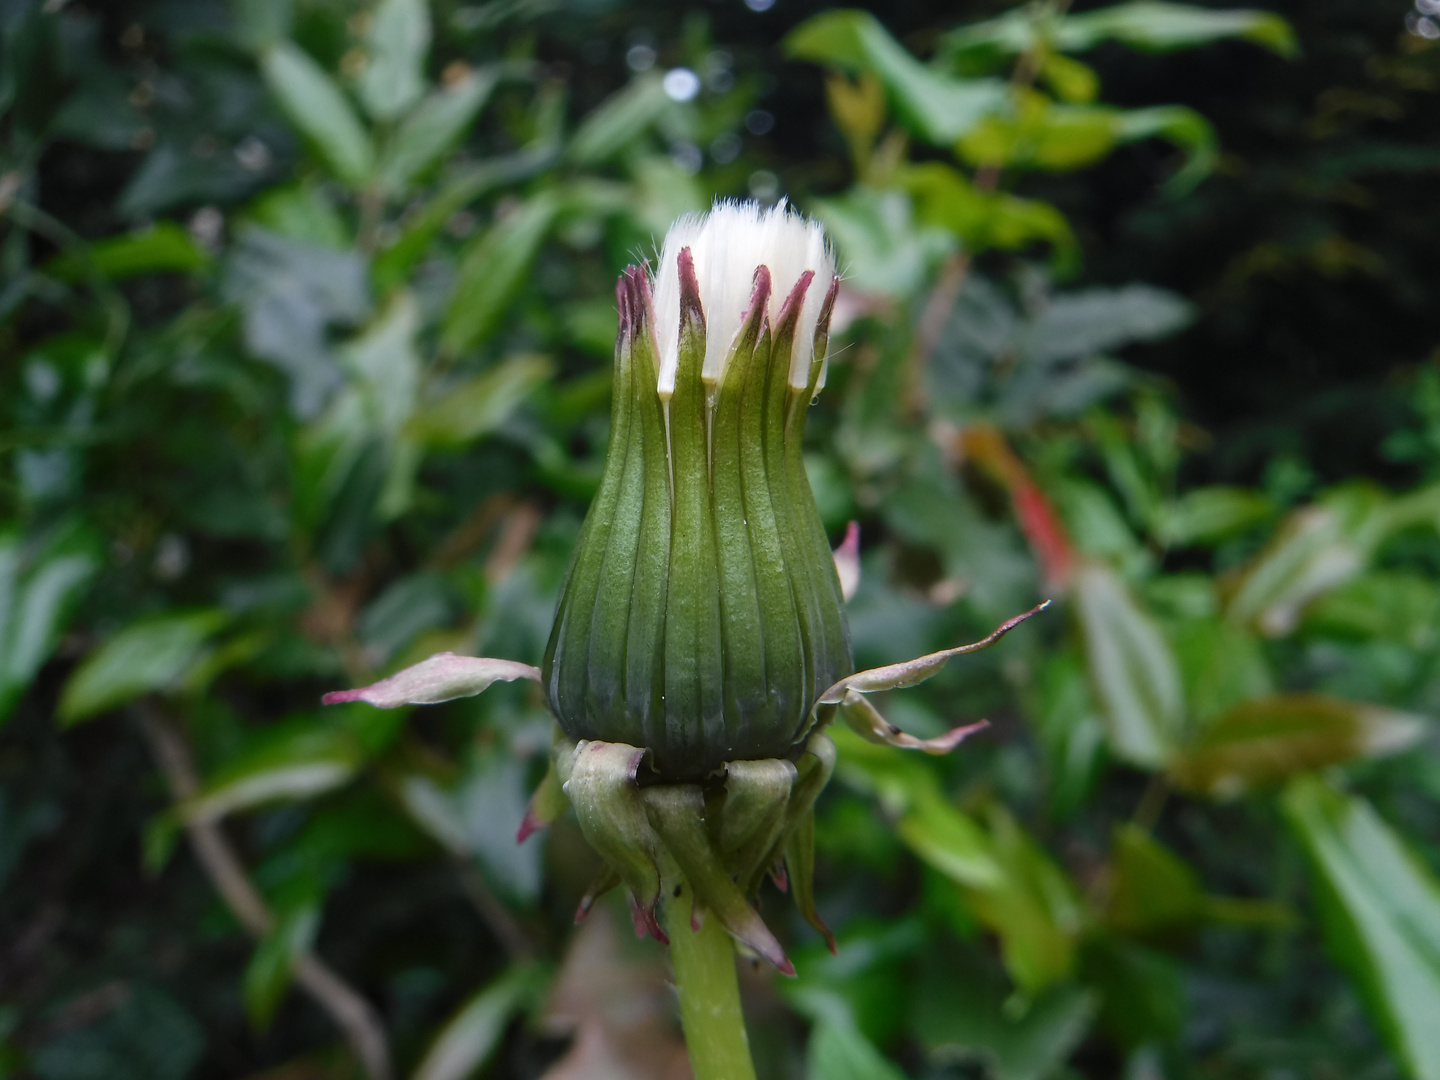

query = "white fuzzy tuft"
651;200;836;398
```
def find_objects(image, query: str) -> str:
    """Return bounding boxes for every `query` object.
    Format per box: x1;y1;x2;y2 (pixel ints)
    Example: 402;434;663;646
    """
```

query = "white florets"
651;200;836;399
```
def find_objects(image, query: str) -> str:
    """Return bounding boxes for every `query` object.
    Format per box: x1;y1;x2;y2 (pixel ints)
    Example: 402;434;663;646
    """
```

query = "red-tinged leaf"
322;652;540;708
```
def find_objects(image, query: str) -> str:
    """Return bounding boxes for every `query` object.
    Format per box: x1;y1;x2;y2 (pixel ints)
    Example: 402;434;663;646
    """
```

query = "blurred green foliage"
3;1;1440;1079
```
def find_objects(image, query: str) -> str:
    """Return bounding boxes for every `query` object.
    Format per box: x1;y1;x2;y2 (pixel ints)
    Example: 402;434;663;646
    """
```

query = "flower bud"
543;202;851;780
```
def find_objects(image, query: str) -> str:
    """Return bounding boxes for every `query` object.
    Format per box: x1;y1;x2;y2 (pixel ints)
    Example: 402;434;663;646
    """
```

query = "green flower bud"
543;202;852;781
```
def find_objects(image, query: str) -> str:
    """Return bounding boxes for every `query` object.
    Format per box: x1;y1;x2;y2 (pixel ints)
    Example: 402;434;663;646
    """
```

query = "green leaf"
260;41;375;187
913;970;1096;1080
440;194;561;356
807;1020;907;1080
1071;560;1184;769
0;523;100;724
956;93;1217;194
1106;824;1205;935
1282;776;1440;1080
812;188;958;300
377;68;498;194
1169;616;1273;725
405;354;554;448
356;0;430;122
184;725;363;822
786;10;1008;145
1302;572;1440;647
1169;694;1424;798
1080;935;1184;1048
58;609;229;724
245;182;350;249
941;2;1298;64
371;144;557;292
412;965;546;1080
899;162;1077;271
1155;486;1274;547
243;904;319;1030
1226;487;1391;636
45;223;211;282
566;74;672;166
1066;1;1299;57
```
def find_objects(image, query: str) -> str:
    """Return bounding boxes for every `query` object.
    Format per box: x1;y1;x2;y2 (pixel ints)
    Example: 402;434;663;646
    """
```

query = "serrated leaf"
1282;777;1440;1080
1169;694;1424;798
58;609;229;724
261;41;375;187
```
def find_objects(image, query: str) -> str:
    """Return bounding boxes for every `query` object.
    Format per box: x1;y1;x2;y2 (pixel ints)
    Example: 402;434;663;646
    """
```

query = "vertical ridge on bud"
543;271;638;724
664;248;727;768
623;269;673;753
710;268;773;751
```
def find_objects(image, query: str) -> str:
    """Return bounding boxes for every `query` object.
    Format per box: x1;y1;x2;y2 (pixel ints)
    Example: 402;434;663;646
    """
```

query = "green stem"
664;884;759;1080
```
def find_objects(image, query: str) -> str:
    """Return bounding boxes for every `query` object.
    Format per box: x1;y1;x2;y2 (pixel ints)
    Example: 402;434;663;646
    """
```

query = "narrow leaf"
377;68;498;194
441;194;560;355
59;609;229;724
1169;694;1424;798
413;966;544;1080
816;601;1049;705
1283;777;1440;1080
356;0;430;122
323;652;540;708
261;42;375;187
1072;560;1182;769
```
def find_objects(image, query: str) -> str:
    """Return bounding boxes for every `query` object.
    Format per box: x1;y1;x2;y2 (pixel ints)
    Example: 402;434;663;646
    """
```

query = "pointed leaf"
833;521;861;602
261;42;375;187
1072;560;1182;769
243;905;320;1031
839;689;989;754
1282;777;1440;1080
404;354;554;448
816;601;1049;705
0;523;99;723
355;0;430;122
441;194;561;355
413;965;545;1080
59;609;229;724
786;10;1008;144
643;784;794;974
376;68;498;194
1169;694;1424;798
807;1021;907;1080
185;726;363;822
322;652;540;708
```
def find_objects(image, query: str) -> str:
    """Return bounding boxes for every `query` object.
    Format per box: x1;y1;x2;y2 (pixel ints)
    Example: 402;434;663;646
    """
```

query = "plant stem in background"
664;880;759;1080
138;702;394;1080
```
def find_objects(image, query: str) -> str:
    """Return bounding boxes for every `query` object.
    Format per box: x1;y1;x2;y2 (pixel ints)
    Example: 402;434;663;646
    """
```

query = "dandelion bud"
542;202;851;780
